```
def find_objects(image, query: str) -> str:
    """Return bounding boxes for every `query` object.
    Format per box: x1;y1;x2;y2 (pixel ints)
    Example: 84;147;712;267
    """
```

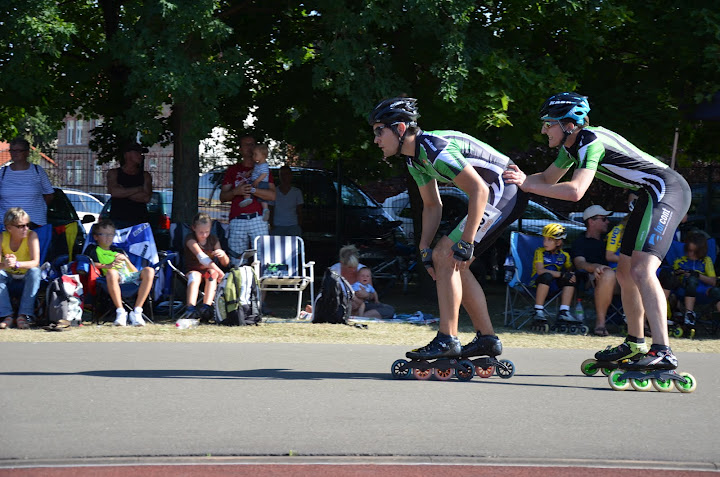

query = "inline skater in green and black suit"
369;97;527;366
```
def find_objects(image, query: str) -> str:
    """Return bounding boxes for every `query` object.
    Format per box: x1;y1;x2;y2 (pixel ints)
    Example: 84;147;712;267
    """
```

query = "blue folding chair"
503;232;564;330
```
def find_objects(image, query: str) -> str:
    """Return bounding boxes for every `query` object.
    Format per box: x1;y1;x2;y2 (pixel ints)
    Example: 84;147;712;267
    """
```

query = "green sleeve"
553;148;574;169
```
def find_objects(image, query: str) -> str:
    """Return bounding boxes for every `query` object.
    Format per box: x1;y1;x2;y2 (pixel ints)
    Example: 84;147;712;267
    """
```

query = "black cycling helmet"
539;92;590;125
368;97;419;127
368;97;419;157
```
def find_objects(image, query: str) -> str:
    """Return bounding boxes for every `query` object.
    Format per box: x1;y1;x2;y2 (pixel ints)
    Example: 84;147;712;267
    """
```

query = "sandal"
15;315;30;330
0;316;13;329
593;327;609;337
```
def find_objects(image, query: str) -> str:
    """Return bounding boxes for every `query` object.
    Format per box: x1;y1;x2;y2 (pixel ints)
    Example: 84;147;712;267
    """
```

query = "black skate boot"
624;346;678;371
594;339;648;362
461;333;502;358
684;311;697;327
406;332;462;360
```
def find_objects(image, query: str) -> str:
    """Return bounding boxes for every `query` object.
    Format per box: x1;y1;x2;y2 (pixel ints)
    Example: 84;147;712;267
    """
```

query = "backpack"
45;274;84;325
215;265;261;326
312;268;353;324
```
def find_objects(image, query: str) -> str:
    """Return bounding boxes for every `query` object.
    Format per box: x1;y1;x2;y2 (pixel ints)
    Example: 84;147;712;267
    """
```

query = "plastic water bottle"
175;318;199;329
575;299;585;323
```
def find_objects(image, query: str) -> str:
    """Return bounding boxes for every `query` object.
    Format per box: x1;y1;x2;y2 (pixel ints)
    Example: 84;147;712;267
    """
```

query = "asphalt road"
1;343;718;471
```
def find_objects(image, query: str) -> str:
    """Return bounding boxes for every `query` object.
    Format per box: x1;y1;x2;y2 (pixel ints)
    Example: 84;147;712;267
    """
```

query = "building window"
66;160;74;183
75;120;83;145
94;165;103;185
75;160;83;185
66;120;75;145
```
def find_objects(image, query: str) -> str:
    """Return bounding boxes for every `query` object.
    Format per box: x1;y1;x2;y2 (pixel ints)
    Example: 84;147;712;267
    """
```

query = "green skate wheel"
689;328;696;340
456;360;474;382
391;359;410;379
496;359;515;379
672;327;683;338
413;367;432;380
674;372;697;393
652;377;674;392
580;359;599;376
434;367;453;381
608;369;630;391
600;367;613;377
630;376;653;391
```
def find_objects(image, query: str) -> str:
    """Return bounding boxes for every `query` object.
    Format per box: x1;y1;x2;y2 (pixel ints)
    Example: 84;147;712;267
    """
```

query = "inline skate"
530;309;549;333
550;309;589;335
461;333;515;379
390;332;475;381
668;311;696;339
580;339;648;377
607;346;697;393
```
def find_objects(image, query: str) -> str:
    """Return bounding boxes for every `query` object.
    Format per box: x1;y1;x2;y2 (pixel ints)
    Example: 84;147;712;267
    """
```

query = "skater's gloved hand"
451;240;474;262
420;248;434;270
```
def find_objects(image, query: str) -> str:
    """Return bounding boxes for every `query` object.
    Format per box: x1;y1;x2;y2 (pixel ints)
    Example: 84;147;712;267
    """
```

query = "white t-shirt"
0;165;54;226
272;186;304;226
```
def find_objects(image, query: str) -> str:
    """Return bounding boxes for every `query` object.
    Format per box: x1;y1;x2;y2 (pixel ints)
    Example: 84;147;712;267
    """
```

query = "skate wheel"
674;372;697;393
580;359;599;376
476;365;494;378
689;328;696;340
456;360;474;382
543;323;550;333
608;369;630;391
559;324;567;333
672;327;683;338
434;367;453;381
600;367;613;377
391;359;410;379
580;325;590;336
630;376;653;391
652;377;674;392
568;325;578;334
496;359;515;379
413;367;432;380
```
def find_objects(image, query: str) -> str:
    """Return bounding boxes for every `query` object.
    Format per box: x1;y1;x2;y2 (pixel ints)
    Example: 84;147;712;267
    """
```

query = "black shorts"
620;169;690;260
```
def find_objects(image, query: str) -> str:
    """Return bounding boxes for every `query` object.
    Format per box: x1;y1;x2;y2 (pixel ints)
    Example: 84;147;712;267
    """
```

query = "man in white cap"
571;205;617;336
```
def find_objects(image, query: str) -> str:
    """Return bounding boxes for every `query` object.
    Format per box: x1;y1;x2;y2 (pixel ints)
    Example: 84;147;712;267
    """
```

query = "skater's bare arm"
417;180;442;250
453;165;488;245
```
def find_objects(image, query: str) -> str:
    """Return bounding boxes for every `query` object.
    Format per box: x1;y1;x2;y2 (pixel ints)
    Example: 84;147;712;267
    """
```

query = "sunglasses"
11;223;29;229
373;125;389;137
542;121;561;130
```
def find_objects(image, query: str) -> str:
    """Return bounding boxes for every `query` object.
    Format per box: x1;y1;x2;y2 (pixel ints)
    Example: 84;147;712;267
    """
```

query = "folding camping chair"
503;232;564;331
252;235;315;319
661;237;719;337
82;222;171;324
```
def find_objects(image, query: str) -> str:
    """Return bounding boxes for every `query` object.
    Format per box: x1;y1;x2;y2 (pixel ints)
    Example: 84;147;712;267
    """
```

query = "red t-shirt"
222;162;275;219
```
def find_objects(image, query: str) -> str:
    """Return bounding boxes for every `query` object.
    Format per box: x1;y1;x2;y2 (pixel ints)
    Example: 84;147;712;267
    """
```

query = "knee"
142;267;155;280
536;272;553;286
683;275;699;296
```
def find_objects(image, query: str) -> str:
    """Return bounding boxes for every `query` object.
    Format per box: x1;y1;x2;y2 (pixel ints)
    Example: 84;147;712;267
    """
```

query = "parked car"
197;167;402;267
384;187;585;246
89;192;111;204
46;188;91;260
62;189;105;234
99;191;172;250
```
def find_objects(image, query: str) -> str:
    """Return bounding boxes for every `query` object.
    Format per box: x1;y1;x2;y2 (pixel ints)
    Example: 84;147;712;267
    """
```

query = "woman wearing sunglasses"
503;92;692;383
0;208;41;329
369;97;527;372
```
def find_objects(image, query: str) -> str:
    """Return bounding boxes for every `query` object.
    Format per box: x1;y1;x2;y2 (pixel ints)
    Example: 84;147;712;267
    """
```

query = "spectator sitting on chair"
85;219;154;327
270;165;304;237
183;213;229;322
0;138;55;227
571;205;618;336
0;208;41;329
106;142;152;230
659;231;720;328
531;223;577;328
351;266;395;319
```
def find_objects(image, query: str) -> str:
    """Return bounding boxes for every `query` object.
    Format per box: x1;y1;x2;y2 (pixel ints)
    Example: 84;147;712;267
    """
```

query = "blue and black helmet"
539;92;590;126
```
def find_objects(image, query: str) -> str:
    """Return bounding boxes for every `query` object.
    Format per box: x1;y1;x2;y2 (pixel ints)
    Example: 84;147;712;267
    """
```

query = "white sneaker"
129;309;146;326
114;310;127;326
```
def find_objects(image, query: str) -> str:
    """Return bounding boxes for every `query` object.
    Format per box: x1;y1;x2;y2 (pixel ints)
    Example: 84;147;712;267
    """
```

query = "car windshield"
331;180;379;208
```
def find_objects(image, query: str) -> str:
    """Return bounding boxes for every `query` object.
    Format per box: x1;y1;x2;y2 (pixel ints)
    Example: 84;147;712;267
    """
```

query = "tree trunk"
170;102;200;225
